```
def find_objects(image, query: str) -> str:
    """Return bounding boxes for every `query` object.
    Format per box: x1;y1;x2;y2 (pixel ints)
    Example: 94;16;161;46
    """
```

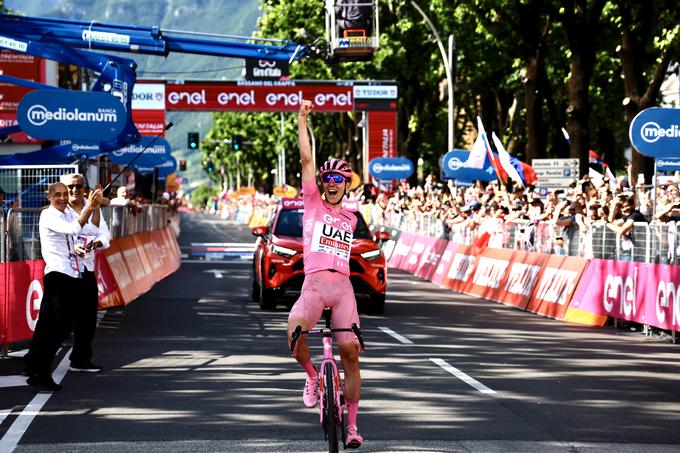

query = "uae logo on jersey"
312;223;351;259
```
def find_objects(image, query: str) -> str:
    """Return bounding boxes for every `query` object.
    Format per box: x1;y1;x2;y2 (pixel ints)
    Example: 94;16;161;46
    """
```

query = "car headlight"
360;248;382;261
272;244;298;258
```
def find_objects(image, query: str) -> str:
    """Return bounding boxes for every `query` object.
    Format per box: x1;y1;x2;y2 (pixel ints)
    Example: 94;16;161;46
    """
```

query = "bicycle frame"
290;308;364;451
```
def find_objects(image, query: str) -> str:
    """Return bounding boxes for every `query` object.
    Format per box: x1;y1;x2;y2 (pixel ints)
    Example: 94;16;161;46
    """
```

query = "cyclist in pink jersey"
287;99;363;448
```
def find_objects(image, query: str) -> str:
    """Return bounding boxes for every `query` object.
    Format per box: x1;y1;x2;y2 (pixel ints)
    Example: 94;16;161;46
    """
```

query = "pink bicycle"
290;308;365;453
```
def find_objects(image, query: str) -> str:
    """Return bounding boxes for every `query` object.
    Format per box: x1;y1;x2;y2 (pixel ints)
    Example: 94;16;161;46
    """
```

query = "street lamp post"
411;2;455;151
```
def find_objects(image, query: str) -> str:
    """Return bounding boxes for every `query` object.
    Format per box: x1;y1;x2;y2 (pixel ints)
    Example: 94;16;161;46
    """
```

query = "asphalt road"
1;212;680;452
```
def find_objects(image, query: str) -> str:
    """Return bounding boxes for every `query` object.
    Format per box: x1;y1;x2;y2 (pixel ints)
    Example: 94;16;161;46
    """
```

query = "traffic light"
231;134;243;151
188;132;199;149
179;160;187;171
206;160;214;173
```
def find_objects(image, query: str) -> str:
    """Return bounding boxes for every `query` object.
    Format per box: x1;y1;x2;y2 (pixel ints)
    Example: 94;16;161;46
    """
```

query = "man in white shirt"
61;173;111;373
24;182;102;392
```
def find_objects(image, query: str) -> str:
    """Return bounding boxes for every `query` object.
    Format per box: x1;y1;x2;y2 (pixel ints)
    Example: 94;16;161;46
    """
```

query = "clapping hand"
87;188;103;208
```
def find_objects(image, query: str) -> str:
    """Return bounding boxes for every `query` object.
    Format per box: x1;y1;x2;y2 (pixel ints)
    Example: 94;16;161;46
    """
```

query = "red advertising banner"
5;260;45;343
525;255;589;320
103;241;143;304
441;244;481;294
387;231;416;270
430;242;458;287
132;109;166;136
367;110;397;160
164;83;354;112
0;51;42;113
117;236;155;297
414;237;450;281
95;250;125;309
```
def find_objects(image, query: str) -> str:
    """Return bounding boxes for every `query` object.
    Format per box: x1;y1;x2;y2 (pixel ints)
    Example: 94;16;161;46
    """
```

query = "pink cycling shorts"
288;270;360;346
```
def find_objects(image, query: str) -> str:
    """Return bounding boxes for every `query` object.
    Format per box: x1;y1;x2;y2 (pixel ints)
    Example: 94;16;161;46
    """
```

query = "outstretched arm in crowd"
298;100;315;183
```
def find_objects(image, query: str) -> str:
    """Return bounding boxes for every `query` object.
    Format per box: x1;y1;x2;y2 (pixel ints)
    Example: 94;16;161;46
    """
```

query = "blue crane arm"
0;12;316;152
0;13;309;62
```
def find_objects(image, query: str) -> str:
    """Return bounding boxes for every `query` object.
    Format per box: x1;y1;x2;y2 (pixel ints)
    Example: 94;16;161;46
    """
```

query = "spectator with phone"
60;173;111;373
24;182;102;392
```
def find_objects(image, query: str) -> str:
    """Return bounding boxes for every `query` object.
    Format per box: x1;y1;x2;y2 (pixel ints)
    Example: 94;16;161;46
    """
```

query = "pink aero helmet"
319;159;352;179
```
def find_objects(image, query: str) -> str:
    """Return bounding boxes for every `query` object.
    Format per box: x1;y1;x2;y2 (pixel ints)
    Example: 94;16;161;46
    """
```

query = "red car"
251;198;389;314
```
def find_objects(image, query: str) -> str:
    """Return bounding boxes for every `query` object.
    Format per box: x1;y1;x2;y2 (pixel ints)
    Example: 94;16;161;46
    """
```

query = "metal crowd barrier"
376;207;679;265
2;204;170;263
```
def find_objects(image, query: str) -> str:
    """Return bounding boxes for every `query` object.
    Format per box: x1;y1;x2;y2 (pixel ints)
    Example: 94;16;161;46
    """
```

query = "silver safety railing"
371;204;678;265
3;204;170;263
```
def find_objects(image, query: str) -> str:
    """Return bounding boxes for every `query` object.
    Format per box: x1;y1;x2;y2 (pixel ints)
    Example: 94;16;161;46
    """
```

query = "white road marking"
0;349;71;452
0;409;10;425
378;326;414;344
430;358;496;394
0;375;28;389
203;269;225;279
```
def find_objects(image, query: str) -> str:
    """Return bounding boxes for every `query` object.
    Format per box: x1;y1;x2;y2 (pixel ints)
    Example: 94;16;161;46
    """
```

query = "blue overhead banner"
629;107;680;158
109;136;172;167
137;156;177;180
17;90;126;142
441;149;496;182
368;157;414;180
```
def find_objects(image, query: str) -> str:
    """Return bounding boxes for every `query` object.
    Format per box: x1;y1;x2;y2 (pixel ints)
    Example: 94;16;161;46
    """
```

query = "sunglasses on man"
67;184;84;190
322;173;349;184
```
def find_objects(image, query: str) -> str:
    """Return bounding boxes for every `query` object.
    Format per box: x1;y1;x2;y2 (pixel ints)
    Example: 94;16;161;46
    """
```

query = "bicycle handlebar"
290;323;365;356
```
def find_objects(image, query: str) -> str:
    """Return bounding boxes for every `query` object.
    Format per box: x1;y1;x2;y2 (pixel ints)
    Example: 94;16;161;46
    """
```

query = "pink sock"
302;360;317;378
346;399;359;426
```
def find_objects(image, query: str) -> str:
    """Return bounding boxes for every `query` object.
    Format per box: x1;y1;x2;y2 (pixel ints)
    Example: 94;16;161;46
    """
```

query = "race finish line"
184;242;255;262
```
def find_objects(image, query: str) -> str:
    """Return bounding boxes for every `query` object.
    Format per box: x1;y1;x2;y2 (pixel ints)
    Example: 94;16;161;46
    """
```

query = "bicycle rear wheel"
324;362;339;453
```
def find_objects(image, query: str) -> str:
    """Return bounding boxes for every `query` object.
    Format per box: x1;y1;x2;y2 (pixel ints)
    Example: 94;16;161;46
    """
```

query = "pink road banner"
431;242;458;286
568;259;680;331
402;235;433;274
414;237;449;281
388;231;416;270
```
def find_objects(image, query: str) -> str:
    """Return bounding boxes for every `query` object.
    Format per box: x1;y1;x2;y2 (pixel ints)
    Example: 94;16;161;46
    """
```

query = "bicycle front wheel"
324;362;339;453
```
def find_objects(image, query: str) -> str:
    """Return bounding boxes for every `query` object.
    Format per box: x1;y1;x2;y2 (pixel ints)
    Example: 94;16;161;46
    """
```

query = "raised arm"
298;100;315;182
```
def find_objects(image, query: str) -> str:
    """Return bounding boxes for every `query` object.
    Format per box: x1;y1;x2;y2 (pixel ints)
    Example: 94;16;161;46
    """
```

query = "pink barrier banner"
414;237;450;281
431;242;458;286
402;235;433;274
387;231;416;270
569;259;680;331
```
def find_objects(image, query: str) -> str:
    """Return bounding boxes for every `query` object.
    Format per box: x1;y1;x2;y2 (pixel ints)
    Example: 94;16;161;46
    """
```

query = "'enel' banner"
568;259;680;330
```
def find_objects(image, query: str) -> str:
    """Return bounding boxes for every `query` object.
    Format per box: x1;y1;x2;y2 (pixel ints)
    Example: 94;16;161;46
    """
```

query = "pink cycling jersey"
288;178;360;345
301;178;357;276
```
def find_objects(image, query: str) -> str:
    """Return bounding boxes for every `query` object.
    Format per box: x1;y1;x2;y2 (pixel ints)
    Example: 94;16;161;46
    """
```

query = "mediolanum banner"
17;90;126;141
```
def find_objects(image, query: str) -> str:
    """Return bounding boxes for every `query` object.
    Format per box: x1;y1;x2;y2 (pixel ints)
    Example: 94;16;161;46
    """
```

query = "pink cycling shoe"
303;375;319;408
345;425;363;449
